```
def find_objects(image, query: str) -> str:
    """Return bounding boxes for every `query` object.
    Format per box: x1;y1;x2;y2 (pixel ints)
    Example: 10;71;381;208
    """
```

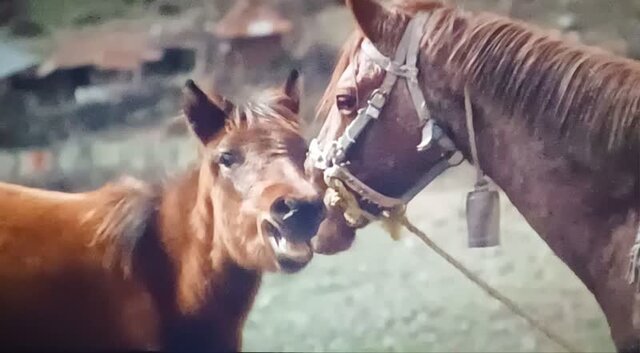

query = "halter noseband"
308;12;463;227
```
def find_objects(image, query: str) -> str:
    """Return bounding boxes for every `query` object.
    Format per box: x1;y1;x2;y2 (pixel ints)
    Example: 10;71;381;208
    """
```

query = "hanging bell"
466;180;500;248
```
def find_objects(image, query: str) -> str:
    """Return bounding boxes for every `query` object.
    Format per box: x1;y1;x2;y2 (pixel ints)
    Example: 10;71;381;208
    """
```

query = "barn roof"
211;0;292;39
36;27;164;77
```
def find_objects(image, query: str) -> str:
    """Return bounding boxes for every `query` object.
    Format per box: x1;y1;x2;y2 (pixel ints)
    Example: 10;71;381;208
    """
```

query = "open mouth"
262;220;313;273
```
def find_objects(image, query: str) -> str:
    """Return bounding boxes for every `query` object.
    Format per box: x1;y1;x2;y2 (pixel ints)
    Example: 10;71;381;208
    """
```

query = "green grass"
24;0;141;32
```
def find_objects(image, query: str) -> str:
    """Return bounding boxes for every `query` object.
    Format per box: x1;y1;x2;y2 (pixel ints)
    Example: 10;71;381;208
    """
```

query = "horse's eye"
336;94;356;113
218;151;240;168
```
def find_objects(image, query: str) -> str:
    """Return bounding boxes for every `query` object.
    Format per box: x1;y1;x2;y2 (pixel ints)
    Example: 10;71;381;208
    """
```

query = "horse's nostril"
271;197;292;219
270;197;325;239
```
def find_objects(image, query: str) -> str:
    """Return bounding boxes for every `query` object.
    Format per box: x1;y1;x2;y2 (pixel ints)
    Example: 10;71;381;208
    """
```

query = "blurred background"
0;0;638;351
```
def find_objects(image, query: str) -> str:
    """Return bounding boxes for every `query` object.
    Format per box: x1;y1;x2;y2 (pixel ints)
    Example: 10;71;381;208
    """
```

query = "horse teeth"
277;237;288;251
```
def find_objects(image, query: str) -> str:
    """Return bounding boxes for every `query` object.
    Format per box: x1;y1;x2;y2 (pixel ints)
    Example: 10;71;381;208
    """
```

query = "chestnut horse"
306;0;639;351
0;70;324;351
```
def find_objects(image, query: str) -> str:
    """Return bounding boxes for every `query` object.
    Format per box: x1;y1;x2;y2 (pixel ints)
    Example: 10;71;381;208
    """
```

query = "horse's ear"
346;0;391;43
182;79;233;145
280;69;301;115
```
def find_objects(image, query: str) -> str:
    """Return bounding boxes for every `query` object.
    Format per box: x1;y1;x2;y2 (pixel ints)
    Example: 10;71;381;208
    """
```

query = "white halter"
308;12;463;227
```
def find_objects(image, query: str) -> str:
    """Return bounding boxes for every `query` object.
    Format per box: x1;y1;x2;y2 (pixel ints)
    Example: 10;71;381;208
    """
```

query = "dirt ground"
242;164;615;352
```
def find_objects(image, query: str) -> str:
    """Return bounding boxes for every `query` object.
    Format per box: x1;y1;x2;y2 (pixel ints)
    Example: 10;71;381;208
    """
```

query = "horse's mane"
85;176;159;277
321;0;640;163
227;86;300;133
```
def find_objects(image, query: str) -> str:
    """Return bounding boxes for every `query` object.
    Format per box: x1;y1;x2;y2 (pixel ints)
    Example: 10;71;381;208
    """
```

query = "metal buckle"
308;138;342;171
363;106;380;119
329;141;346;166
398;65;418;79
417;119;437;151
368;89;387;109
385;61;418;79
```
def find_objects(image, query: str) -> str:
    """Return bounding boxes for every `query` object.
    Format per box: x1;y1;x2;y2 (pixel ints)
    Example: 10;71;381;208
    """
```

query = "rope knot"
381;205;407;241
325;176;408;241
324;177;372;228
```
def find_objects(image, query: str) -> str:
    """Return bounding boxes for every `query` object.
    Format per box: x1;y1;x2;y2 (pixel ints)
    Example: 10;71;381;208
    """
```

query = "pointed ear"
346;0;392;43
182;80;233;145
280;69;301;114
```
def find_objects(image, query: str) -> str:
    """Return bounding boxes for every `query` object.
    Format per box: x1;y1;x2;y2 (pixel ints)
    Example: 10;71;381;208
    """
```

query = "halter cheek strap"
308;12;462;227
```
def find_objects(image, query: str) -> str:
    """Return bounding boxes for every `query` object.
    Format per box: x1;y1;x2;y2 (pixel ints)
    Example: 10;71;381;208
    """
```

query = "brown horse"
0;70;324;351
306;0;639;351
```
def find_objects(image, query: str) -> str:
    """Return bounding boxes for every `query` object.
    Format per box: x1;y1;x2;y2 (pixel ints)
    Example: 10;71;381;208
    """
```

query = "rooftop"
210;0;292;40
36;27;164;77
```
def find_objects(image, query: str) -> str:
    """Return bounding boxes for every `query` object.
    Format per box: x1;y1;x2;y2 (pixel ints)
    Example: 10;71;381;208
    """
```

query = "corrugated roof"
211;0;292;39
37;28;164;77
0;42;40;79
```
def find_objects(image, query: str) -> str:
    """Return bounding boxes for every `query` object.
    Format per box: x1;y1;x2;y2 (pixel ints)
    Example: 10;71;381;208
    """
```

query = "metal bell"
417;119;438;151
466;181;500;248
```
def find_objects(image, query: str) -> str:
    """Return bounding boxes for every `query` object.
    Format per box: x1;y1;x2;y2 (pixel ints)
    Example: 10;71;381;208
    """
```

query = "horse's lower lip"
262;220;313;271
276;256;310;273
309;210;357;255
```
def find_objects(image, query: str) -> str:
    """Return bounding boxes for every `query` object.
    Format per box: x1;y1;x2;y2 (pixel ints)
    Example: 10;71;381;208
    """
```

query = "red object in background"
28;150;51;174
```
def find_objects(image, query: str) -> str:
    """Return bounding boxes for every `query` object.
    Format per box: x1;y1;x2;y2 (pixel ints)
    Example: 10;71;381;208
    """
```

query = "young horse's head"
184;70;325;273
306;0;640;254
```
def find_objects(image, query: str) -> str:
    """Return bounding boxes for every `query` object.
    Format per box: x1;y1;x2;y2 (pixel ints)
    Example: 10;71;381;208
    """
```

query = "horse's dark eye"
336;94;356;113
218;151;239;168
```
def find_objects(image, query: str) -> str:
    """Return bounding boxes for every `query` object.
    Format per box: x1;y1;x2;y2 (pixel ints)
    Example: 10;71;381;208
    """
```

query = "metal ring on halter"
368;89;387;109
447;151;465;167
345;125;358;143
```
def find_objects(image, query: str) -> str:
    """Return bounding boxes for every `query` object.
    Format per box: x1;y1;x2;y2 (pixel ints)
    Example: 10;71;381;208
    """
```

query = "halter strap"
359;14;455;153
361;41;417;78
332;14;430;166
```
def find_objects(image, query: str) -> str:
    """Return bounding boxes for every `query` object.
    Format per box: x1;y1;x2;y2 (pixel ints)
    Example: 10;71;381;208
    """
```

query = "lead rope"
327;175;583;352
393;214;581;353
389;89;581;352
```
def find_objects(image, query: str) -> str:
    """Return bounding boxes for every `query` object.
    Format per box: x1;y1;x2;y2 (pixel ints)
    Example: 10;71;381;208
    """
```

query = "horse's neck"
478;106;636;273
451;92;640;346
157;167;261;320
415;11;639;344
